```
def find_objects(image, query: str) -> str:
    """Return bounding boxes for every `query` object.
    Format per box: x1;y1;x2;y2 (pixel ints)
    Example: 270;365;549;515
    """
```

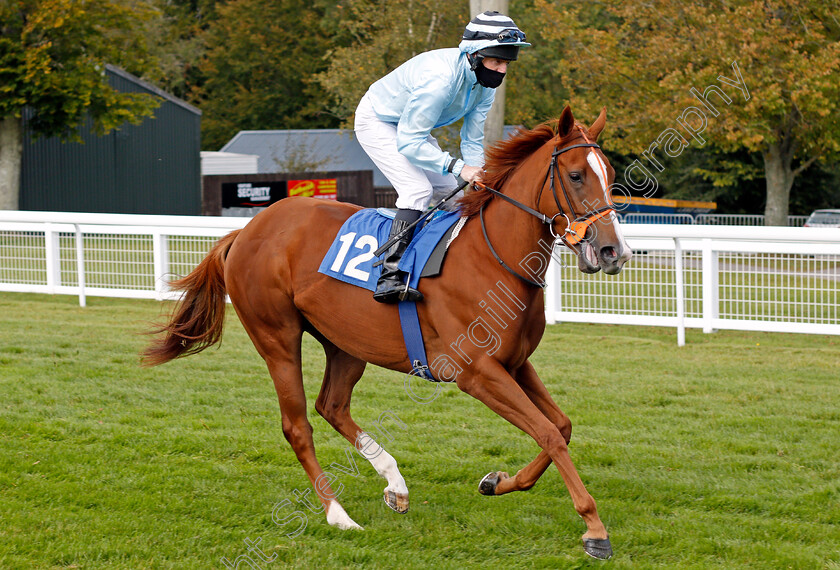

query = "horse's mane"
458;121;558;217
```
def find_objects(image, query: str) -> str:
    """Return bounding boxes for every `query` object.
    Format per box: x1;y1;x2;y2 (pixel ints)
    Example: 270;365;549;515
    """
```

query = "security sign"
221;181;287;208
288;179;337;200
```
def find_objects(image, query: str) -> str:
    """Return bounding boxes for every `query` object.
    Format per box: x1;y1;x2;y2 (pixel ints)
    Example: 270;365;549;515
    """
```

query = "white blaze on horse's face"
584;149;632;273
587;151;609;199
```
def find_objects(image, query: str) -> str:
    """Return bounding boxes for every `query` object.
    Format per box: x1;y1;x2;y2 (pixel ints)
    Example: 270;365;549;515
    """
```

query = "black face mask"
474;61;506;89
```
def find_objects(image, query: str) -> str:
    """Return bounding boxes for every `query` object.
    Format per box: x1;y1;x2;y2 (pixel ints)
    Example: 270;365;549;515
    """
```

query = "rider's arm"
395;78;462;176
459;90;495;170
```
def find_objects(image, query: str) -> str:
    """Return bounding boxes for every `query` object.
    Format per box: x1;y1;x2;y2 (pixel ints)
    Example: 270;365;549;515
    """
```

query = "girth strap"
398;299;435;381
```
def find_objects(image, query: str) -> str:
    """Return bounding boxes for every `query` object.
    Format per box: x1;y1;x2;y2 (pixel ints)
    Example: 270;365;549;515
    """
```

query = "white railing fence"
619;213;810;226
0;211;247;306
694;213;767;226
2;211;838;344
620;213;696;225
545;224;840;344
787;215;810;227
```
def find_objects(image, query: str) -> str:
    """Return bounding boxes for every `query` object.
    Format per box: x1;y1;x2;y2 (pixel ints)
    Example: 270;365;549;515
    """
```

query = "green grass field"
1;292;838;569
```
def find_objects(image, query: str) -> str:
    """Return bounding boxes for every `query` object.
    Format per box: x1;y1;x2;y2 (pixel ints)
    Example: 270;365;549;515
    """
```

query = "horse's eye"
569;172;582;183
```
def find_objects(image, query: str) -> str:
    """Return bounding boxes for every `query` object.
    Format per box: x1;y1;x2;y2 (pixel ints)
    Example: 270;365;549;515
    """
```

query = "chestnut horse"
143;106;631;559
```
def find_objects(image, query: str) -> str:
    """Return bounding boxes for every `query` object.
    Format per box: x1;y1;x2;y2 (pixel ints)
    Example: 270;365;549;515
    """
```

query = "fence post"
44;224;61;293
152;232;170;301
702;238;719;333
545;257;557;325
73;224;86;307
674;237;685;346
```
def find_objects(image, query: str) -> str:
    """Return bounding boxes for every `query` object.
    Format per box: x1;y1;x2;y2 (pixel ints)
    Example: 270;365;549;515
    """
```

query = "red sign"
288;179;337;200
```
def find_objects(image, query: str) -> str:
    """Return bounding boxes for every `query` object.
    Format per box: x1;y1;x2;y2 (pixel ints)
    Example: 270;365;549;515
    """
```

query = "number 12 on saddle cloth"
318;208;464;291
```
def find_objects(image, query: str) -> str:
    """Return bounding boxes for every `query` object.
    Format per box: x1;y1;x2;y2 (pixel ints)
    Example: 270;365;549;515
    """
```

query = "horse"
143;105;632;560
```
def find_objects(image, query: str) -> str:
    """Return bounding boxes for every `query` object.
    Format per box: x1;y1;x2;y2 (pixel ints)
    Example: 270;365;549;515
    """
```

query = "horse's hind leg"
480;359;571;496
315;341;410;513
236;307;362;531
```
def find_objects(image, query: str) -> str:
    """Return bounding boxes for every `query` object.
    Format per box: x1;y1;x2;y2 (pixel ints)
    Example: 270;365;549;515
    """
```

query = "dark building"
20;65;201;215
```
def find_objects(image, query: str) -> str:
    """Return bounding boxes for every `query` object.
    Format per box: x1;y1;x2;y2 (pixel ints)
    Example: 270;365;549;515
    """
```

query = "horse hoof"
384;490;409;513
583;536;613;560
478;471;501;496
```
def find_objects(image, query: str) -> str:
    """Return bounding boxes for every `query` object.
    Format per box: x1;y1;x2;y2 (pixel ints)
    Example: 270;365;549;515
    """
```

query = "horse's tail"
141;230;241;367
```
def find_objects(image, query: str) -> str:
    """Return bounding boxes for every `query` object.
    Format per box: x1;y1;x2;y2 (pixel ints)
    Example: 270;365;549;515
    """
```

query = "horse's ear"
588;107;607;141
557;106;575;138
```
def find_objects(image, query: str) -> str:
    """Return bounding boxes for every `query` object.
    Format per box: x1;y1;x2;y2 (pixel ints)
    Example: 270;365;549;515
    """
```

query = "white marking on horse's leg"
356;432;408;496
325;500;363;530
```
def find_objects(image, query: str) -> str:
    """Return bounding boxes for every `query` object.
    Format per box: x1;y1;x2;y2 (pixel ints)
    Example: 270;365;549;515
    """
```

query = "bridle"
476;126;616;288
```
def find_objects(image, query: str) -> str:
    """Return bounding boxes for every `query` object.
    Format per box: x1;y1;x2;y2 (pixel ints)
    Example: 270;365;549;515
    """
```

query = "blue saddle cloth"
318;208;462;290
319;208;463;382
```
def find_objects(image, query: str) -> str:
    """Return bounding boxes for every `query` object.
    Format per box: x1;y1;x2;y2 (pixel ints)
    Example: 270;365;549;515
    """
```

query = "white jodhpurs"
354;93;459;211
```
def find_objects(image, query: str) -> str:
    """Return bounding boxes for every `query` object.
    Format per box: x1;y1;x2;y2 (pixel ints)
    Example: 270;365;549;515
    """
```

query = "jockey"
355;10;530;303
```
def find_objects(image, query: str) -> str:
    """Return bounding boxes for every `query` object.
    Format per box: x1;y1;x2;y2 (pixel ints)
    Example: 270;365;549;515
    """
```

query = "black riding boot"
373;209;423;303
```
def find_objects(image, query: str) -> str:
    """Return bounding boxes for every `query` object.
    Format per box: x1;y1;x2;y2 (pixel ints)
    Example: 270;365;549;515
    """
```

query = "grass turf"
0;292;838;569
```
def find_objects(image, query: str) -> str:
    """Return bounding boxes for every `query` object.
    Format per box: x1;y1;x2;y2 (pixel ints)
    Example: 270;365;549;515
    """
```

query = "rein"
476;128;616;288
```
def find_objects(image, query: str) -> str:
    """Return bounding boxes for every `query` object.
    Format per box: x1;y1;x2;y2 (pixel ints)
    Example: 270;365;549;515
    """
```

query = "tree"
193;0;351;150
535;0;840;225
316;1;567;158
469;0;508;146
271;137;335;172
505;0;570;127
136;0;220;101
317;1;468;124
0;0;161;210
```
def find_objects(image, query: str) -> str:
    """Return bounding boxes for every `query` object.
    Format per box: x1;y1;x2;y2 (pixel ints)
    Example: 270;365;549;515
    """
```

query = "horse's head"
543;106;632;275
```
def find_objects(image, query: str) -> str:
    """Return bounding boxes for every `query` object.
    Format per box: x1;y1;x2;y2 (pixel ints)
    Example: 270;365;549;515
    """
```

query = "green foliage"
315;2;567;130
0;0;160;140
5;0;838;214
505;0;570;127
135;0;220;100
534;0;840;216
1;292;839;567
537;0;840;154
693;158;763;190
316;0;469;125
194;0;351;150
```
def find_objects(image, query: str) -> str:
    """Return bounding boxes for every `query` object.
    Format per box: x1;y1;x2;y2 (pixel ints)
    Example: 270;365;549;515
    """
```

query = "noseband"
476;129;616;288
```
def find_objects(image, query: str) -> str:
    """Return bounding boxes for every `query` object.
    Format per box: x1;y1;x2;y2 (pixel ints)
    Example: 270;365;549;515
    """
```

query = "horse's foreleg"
516;360;573;443
480;360;572;496
479;451;552;496
457;358;611;559
315;344;410;514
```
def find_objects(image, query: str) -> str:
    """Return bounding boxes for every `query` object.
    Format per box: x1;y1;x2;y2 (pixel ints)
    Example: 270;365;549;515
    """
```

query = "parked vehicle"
804;209;840;228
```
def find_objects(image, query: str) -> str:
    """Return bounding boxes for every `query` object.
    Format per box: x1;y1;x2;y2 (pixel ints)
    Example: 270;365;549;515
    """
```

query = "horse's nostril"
601;246;617;262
